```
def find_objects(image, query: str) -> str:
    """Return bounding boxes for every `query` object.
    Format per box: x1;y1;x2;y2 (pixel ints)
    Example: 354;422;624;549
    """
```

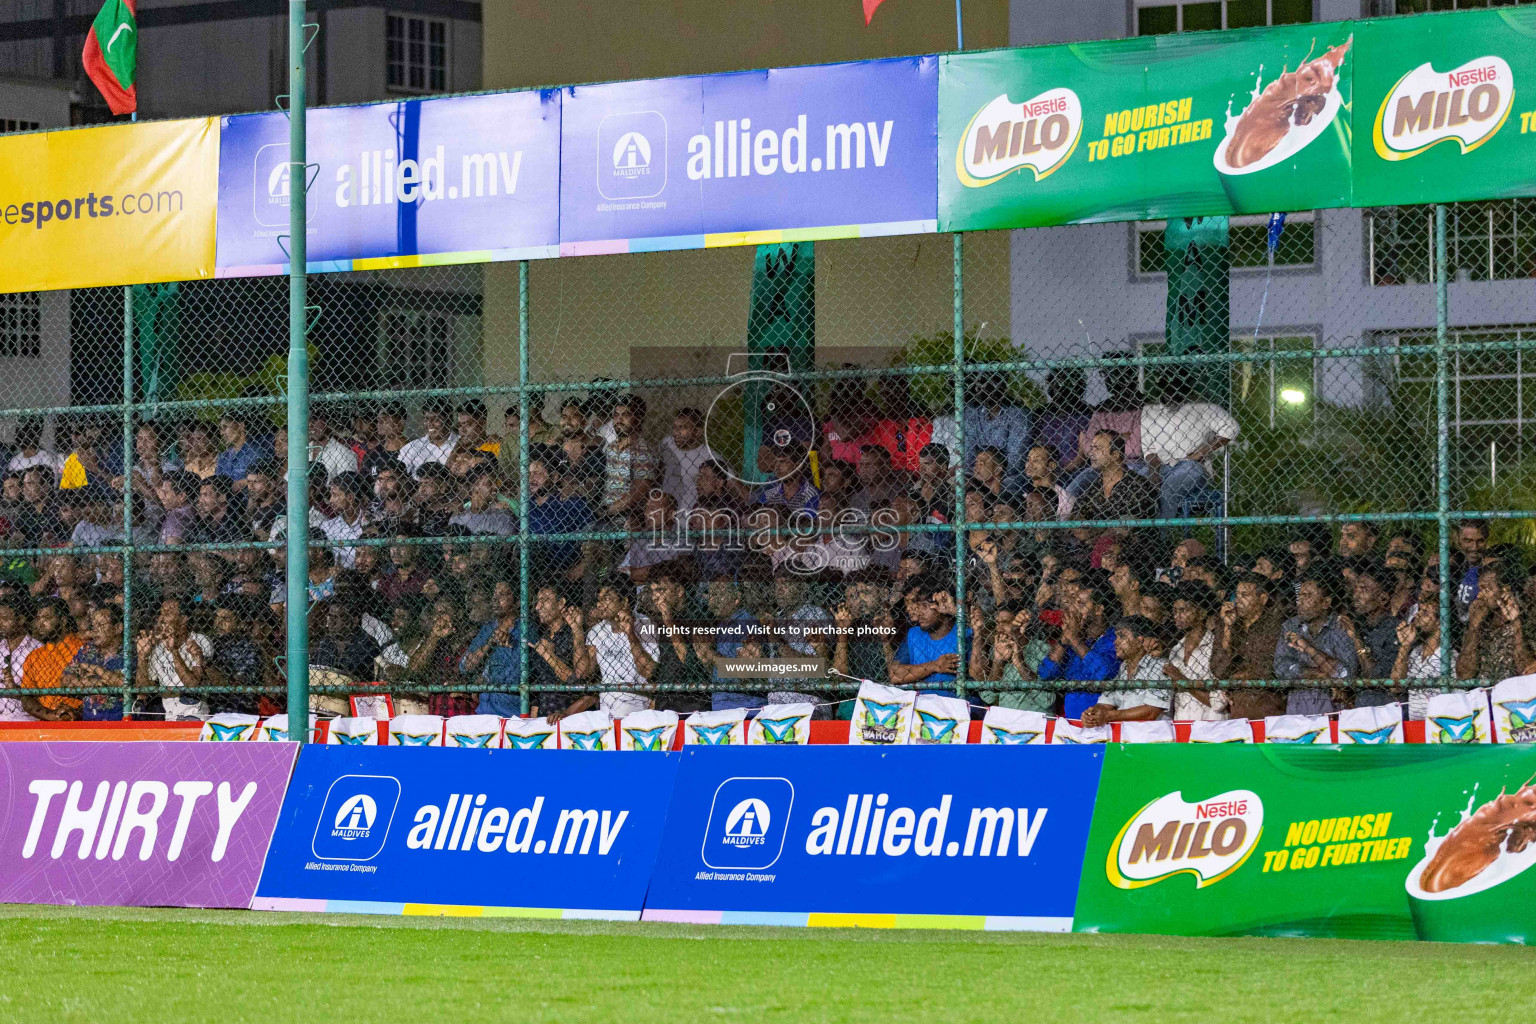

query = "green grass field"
2;905;1531;1023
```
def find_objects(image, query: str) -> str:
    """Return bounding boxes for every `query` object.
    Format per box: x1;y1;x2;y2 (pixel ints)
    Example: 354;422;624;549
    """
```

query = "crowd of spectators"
0;366;1520;726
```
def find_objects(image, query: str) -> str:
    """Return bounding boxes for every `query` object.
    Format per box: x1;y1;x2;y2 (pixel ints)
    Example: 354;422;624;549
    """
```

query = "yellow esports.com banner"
0;117;217;292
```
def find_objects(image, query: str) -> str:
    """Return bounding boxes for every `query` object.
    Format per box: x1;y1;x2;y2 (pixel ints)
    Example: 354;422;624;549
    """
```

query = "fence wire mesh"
0;201;1533;725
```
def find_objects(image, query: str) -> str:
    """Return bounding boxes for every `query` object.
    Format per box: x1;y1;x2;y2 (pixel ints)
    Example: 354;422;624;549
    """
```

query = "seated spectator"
1275;573;1358;715
1040;577;1122;721
758;442;819;513
691;576;764;712
411;463;459;536
0;594;41;721
645;571;711;714
573;583;659;718
661;407;717;513
456;400;501;458
822;377;881;468
856;445;905;507
1343;563;1400;706
216;412;270;489
459;579;521;718
1071;431;1157;527
19;598;86;722
205;598;264;716
907;442;951;522
64;487;118;548
1141;369;1239;520
63;604;124;721
619;490;693;583
17;466;63;543
1456;562;1529;681
1165;581;1225;721
890;576;984;697
1209;573;1286;720
308;407;360;482
526;584;585;722
1337;521;1380;571
761;575;833;708
449;465;514;536
60;417;122;492
1081;616;1171;726
8;416;62;480
189;476;245;546
600;394;655;529
978;604;1053;713
135;598;211;722
1025;444;1073;520
1391;598;1455;721
401;594;477;719
867;376;932;475
156;470;199;546
956;371;1030;493
1034;367;1092;469
361;402;410;480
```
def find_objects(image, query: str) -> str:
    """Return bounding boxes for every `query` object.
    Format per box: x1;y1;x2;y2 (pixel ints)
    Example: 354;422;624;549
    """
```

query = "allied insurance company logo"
1373;55;1515;161
1106;789;1263;890
597;110;668;200
311;774;402;862
955;88;1083;188
702;776;794;871
251;142;319;228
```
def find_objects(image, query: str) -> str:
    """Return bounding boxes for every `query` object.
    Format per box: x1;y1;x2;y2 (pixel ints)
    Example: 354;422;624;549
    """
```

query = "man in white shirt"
134;598;213;721
1140;375;1239;520
8;418;63;482
308;408;359;482
0;596;41;721
572;584;659;718
398;399;459;479
1081;616;1172;726
660;407;717;513
321;471;370;569
1164;582;1227;721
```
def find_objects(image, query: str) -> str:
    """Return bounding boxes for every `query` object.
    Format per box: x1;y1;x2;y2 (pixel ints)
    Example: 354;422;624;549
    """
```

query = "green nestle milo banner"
940;22;1356;230
1353;7;1536;207
940;8;1536;232
1073;745;1536;943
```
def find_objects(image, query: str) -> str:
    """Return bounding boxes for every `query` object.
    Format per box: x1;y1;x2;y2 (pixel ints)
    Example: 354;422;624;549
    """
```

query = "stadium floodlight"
1279;388;1307;406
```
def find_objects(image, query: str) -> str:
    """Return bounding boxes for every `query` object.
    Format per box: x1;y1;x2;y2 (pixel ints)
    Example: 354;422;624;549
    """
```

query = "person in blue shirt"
215;412;271;492
527;449;593;580
1038;575;1120;719
890;576;986;697
460;579;521;717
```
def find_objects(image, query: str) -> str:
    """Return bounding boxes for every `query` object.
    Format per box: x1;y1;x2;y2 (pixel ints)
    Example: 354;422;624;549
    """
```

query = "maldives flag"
82;0;137;115
863;0;891;25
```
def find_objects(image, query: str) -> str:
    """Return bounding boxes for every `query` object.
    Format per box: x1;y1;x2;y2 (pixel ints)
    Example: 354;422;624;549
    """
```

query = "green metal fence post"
952;232;967;701
518;260;532;716
121;282;134;712
284;0;311;741
1435;204;1451;684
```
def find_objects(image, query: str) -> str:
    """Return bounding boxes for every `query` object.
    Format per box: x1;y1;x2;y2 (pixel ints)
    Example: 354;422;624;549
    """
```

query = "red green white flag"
82;0;138;116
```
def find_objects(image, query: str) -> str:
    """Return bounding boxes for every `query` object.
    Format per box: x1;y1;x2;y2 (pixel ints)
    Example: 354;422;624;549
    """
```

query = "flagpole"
955;0;964;51
122;106;136;716
285;0;312;741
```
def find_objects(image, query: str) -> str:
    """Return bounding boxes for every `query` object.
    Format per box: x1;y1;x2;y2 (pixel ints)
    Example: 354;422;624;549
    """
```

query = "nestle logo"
1197;800;1247;819
1020;97;1068;118
1447;65;1498;88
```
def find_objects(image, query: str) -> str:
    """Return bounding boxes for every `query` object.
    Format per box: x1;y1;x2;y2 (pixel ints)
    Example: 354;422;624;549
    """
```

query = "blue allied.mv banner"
558;56;938;251
254;746;677;918
216;90;562;273
643;745;1105;929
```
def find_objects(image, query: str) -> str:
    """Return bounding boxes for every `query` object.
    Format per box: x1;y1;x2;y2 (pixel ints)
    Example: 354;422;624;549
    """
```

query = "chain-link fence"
0;200;1532;726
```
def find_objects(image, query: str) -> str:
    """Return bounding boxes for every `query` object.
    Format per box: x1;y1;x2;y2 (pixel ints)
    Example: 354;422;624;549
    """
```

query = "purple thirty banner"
0;742;296;909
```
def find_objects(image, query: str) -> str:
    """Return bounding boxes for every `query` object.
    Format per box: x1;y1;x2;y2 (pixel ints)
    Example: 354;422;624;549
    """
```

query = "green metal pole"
121;282;134;714
952;232;966;701
518;261;532;716
285;0;311;741
1435;204;1451;683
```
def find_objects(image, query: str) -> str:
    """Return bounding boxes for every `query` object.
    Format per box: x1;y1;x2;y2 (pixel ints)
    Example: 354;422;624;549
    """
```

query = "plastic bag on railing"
326;717;381;745
199;713;259;742
446;714;505;748
1490;675;1536;744
1425;690;1492;745
683;708;747;746
502;716;558;750
747;703;814;745
1188;718;1254;744
848;682;914;745
1264;714;1332;744
387;714;445;747
558;709;614;750
617;709;679;751
1051;718;1110;745
910;694;969;745
256;714;317;742
979;706;1048;745
1337;704;1405;745
1119;720;1176;743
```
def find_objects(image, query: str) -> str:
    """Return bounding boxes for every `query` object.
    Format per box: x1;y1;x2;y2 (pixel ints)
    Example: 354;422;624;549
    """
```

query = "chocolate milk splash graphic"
1215;36;1351;176
1419;782;1536;894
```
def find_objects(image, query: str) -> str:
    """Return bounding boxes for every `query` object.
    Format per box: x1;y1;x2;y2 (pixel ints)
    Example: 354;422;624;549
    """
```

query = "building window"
1390;0;1536;13
0;292;42;359
387;14;448;94
1136;333;1316;427
1134;0;1312;35
1135;212;1316;277
378;309;451;391
0;119;41;134
1368;201;1536;286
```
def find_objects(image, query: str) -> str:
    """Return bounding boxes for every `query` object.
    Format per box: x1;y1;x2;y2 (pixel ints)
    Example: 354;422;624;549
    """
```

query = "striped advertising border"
251;896;640;921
